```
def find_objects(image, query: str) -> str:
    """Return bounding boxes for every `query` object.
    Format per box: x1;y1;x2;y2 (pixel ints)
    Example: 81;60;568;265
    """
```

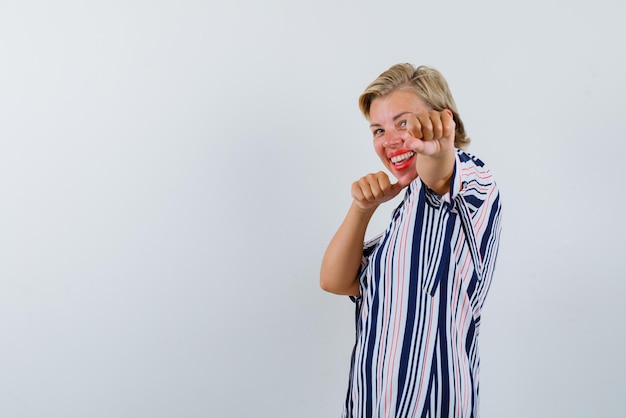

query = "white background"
1;1;625;417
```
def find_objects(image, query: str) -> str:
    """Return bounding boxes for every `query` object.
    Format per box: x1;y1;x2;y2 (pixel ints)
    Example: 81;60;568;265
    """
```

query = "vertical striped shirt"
343;149;502;418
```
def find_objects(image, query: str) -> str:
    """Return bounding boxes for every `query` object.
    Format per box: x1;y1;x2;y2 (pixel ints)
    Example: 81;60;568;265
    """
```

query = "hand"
351;171;406;211
402;109;455;157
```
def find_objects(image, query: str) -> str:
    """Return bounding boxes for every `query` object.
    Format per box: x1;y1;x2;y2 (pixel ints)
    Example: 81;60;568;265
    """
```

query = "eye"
373;128;384;136
398;120;407;129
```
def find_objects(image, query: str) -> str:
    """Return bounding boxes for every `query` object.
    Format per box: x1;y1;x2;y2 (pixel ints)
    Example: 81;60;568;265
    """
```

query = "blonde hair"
359;63;470;149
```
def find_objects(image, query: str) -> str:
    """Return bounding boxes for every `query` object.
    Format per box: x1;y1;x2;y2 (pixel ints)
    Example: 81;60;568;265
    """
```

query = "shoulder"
456;149;497;187
455;149;501;212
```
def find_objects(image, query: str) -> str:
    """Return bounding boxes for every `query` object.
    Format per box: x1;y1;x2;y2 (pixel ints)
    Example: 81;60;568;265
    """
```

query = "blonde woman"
321;63;502;418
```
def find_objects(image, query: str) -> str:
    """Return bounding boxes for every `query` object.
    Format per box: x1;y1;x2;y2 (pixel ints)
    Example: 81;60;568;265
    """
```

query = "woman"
320;63;502;418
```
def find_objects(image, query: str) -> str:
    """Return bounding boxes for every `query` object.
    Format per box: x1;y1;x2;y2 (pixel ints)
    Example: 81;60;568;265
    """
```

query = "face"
368;89;431;184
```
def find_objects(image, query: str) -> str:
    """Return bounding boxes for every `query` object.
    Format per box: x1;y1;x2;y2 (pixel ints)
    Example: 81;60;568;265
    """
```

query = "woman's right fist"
351;171;406;211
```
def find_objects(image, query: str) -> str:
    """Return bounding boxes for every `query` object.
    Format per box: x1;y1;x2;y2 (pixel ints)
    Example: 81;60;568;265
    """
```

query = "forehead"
369;90;430;121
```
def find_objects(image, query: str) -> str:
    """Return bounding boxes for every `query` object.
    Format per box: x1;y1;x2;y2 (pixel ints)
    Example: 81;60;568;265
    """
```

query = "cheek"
373;140;385;158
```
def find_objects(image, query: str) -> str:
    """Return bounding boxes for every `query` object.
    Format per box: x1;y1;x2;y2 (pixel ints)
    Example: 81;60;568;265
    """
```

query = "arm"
320;171;405;296
319;202;375;296
415;151;455;196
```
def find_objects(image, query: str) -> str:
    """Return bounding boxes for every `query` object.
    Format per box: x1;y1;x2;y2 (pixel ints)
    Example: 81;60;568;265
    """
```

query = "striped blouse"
343;150;502;418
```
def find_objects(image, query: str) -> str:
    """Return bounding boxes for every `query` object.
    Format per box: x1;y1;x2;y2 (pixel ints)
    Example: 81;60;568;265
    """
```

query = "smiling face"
368;89;431;185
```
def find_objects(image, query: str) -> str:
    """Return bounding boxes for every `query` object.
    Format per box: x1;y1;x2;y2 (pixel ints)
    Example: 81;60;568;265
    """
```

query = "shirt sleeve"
457;151;503;316
349;233;384;303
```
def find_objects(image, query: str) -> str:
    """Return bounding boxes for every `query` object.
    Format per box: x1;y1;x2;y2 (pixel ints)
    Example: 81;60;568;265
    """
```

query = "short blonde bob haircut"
359;63;470;149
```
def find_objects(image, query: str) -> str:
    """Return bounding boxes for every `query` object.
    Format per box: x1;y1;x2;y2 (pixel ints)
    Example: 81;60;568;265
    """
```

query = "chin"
395;172;418;185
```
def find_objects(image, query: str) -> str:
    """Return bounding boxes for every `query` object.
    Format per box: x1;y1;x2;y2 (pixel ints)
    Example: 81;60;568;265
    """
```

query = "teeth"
390;151;415;164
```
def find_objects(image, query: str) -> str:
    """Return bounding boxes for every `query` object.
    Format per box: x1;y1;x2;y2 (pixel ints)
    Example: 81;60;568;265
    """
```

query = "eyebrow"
369;111;412;128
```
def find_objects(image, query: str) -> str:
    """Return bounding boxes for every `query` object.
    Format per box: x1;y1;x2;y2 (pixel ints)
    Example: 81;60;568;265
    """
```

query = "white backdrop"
1;1;625;417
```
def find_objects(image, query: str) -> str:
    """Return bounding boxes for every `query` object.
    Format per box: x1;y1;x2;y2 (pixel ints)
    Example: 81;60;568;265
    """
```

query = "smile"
390;151;415;165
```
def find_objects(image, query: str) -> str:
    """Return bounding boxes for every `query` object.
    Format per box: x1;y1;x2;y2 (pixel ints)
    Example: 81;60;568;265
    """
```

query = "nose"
383;130;404;147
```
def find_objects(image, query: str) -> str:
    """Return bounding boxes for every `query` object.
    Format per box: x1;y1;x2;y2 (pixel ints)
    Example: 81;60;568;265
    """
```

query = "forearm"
415;149;455;196
320;202;376;296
